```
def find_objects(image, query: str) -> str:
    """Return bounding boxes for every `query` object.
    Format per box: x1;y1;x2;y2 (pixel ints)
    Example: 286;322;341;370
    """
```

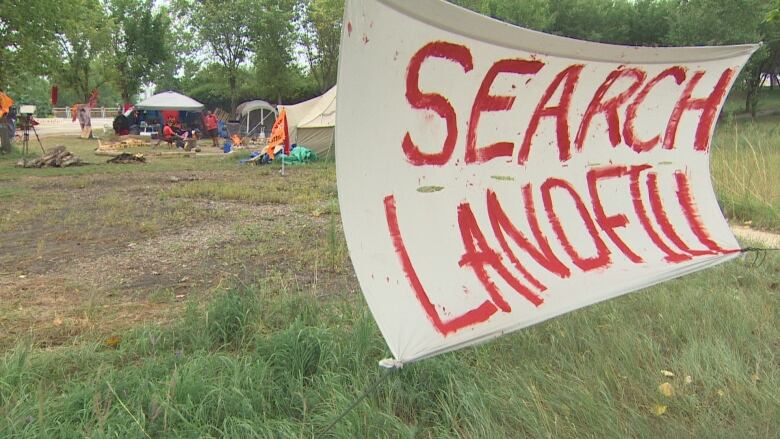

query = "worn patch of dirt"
0;169;354;349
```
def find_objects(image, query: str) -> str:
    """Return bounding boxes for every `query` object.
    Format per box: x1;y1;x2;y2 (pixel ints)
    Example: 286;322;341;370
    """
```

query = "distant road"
732;225;780;248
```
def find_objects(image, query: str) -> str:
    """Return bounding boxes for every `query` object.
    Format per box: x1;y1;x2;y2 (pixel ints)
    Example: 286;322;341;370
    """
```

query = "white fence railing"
52;107;120;119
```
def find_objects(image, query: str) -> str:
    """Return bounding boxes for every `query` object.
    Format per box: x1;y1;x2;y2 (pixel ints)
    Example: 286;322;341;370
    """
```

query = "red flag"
88;89;99;108
51;86;58;106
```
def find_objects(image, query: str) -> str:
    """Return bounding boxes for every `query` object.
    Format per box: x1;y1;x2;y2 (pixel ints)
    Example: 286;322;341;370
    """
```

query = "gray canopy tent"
134;91;205;111
125;91;206;136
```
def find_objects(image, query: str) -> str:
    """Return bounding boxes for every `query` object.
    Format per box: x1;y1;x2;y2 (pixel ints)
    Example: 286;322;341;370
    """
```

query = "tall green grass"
1;254;777;437
712;118;780;231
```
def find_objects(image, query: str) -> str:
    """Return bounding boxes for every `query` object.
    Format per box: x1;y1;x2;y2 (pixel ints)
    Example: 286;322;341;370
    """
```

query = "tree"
746;19;780;115
622;0;675;46
449;0;672;46
179;63;256;110
299;0;343;93
106;0;172;103
667;0;766;116
448;0;552;31
54;0;113;102
768;0;780;21
252;0;300;103
0;0;65;89
191;0;256;111
5;76;54;116
153;0;201;95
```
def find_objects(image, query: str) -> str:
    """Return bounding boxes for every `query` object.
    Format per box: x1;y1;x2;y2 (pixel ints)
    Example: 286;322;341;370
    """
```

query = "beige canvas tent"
280;86;336;155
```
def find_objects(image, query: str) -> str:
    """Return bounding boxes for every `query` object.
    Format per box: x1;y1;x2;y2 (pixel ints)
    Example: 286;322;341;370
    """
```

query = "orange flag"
0;92;13;117
264;108;290;159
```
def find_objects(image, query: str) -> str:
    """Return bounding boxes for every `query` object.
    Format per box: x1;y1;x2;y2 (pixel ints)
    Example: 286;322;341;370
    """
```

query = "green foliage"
189;0;258;111
299;0;344;93
547;0;638;43
172;64;256;111
252;0;301;103
4;76;53;116
1;0;127;108
0;0;65;88
167;0;339;106
53;0;113;102
666;0;764;46
621;0;675;46
106;0;173;102
451;0;553;30
153;0;202;95
664;0;769;114
769;0;780;21
450;0;776;115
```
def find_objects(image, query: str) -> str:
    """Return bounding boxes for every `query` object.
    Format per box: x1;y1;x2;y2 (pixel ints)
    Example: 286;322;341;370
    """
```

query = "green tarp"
282;146;317;164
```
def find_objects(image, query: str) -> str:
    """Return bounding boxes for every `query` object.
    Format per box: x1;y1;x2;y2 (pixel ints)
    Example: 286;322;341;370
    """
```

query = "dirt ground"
0;141;355;348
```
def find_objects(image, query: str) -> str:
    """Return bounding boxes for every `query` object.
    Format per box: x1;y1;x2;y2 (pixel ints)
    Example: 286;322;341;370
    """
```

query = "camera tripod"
19;115;46;157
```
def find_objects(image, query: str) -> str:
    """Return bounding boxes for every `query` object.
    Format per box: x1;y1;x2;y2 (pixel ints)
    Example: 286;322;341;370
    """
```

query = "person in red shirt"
159;121;182;148
203;110;219;147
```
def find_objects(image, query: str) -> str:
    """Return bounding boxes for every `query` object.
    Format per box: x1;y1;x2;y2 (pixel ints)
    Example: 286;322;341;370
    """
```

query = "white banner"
336;0;759;363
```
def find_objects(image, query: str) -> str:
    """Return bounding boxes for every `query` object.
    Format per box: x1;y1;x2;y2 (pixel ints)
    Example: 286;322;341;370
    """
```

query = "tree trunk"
0;123;11;154
0;52;7;90
744;65;762;117
229;72;237;114
747;85;759;118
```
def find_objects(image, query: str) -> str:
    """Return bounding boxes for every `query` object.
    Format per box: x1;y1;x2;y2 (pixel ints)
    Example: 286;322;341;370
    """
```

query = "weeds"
711;118;780;230
207;291;258;348
0;255;777;437
327;200;341;271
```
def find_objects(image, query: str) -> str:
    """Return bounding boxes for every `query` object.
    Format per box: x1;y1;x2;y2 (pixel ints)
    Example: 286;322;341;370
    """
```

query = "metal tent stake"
317;359;403;437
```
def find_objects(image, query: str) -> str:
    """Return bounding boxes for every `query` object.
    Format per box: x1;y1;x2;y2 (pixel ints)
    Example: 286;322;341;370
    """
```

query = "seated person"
128;110;142;135
112;110;130;136
158;122;183;148
174;125;201;151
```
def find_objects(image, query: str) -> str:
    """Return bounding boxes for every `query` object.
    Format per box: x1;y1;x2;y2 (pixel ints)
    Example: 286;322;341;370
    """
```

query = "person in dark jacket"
113;110;130;135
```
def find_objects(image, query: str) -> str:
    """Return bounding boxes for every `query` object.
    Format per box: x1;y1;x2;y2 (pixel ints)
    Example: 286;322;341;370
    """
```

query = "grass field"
711;116;780;231
0;127;777;437
722;87;780;117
